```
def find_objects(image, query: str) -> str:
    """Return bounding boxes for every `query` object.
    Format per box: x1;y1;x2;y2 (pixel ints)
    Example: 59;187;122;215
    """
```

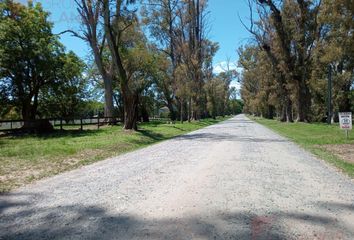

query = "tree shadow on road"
137;129;167;142
316;201;354;212
175;133;288;143
226;119;255;124
1;194;353;240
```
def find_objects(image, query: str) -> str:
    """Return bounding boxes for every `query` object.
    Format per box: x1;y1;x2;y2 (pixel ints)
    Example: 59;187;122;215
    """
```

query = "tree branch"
56;30;87;41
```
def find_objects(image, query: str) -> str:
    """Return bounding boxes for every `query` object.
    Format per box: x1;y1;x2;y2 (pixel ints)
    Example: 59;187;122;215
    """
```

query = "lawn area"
250;116;354;178
0;117;230;193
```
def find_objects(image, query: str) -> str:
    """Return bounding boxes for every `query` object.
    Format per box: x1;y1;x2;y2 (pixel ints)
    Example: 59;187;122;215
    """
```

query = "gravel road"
1;114;354;240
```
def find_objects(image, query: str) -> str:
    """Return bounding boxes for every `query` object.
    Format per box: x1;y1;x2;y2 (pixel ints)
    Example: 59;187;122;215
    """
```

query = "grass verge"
0;117;230;193
250;116;354;178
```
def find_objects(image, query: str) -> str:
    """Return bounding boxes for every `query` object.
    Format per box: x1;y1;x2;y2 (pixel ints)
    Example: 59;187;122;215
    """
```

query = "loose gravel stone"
1;115;353;239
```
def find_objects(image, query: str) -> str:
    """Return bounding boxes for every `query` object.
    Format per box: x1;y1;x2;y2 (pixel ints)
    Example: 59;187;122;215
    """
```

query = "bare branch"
56;30;87;41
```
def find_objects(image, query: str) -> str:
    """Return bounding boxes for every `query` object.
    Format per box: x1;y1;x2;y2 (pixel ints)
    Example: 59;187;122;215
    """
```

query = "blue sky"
208;0;252;73
24;0;252;74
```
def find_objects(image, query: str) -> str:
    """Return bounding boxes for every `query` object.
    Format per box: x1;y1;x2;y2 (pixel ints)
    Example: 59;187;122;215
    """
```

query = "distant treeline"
239;0;353;122
0;0;243;131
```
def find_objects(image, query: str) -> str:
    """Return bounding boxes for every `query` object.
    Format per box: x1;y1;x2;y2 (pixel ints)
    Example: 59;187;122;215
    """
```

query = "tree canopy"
0;0;86;124
239;0;353;122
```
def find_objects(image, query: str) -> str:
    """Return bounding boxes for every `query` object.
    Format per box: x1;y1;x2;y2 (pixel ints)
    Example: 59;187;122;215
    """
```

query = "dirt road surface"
1;115;354;239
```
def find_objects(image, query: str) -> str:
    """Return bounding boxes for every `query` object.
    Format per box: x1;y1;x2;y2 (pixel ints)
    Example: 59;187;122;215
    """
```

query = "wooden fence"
0;117;170;132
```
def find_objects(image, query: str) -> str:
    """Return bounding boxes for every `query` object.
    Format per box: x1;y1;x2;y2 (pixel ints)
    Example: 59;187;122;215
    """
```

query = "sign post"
339;112;352;139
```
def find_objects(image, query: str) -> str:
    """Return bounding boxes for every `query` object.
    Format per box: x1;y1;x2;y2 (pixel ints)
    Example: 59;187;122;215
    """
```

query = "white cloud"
213;65;224;75
213;61;243;75
230;81;241;89
213;61;235;74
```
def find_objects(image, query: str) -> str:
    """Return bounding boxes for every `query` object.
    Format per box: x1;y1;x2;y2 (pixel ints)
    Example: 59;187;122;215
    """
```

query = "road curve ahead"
1;114;354;240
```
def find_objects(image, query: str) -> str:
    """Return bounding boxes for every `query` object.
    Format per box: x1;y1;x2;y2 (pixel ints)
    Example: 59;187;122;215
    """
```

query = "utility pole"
327;65;332;124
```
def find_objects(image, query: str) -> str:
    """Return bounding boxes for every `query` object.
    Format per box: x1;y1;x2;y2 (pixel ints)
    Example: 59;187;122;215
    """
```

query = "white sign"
339;112;352;130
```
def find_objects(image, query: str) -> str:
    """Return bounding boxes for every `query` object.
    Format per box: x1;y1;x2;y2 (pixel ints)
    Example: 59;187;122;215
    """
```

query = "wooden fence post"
80;118;83;131
97;117;100;129
60;118;63;131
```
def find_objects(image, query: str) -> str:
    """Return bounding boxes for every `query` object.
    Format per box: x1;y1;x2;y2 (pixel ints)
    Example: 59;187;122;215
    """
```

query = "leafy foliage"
240;0;353;122
0;1;86;121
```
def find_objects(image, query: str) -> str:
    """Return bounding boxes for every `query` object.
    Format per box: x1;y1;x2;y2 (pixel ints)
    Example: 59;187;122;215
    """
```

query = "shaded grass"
0;117;230;193
250;116;354;177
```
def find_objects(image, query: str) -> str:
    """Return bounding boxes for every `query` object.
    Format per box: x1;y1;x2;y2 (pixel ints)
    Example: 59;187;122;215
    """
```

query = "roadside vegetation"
0;117;229;193
0;1;241;131
251;116;354;178
239;0;353;122
239;0;353;179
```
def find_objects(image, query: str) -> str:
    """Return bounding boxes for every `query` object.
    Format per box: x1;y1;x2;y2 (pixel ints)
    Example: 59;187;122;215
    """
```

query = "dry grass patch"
251;116;354;177
319;144;354;164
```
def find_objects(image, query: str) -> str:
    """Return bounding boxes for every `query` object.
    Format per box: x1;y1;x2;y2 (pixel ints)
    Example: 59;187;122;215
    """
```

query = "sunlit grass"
250;116;354;177
0;117;230;192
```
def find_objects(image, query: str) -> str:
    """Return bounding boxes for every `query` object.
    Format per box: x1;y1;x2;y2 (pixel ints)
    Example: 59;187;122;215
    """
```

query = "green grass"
0;117;230;193
250;116;354;177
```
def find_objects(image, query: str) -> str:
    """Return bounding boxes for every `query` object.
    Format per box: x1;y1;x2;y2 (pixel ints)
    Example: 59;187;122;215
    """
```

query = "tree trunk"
140;102;150;123
286;99;293;122
21;98;53;132
296;79;311;122
123;90;138;130
188;98;192;122
167;100;177;121
280;105;287;122
22;100;33;121
266;105;274;119
103;74;114;122
180;99;184;123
